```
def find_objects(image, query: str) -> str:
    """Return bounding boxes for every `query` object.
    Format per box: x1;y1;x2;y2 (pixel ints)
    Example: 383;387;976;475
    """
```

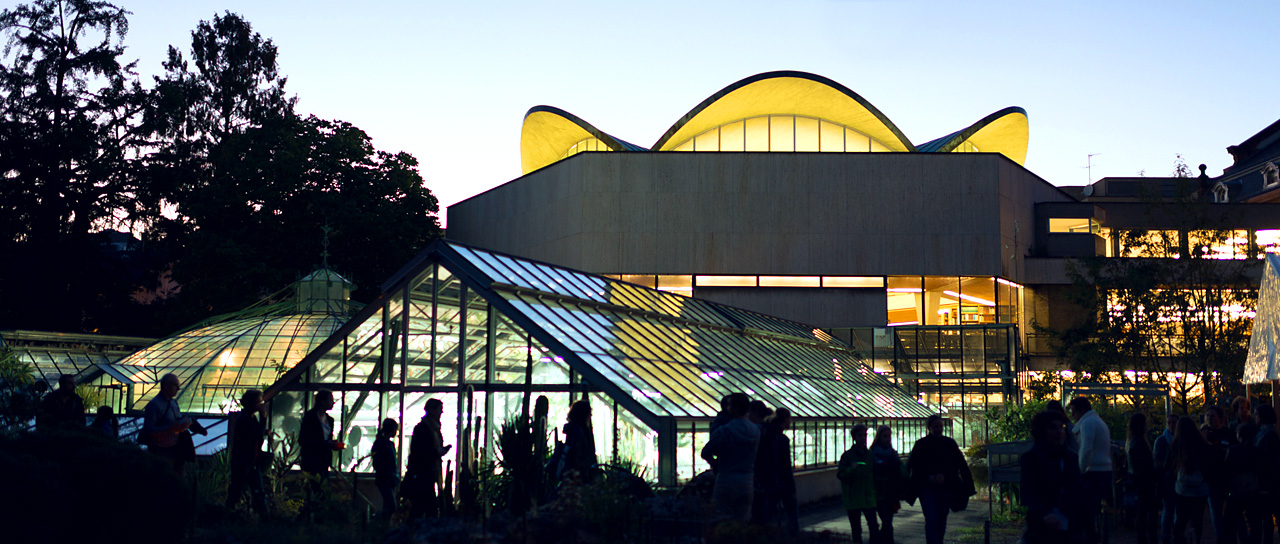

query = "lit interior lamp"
942;290;995;306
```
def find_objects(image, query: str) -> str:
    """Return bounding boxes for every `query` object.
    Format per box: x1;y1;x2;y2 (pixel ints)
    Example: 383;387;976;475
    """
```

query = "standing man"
907;415;974;544
143;373;192;474
838;424;880;544
299;389;342;505
406;398;451;517
700;392;761;523
1069;397;1113;544
226;389;269;515
38;374;85;431
1151;413;1178;544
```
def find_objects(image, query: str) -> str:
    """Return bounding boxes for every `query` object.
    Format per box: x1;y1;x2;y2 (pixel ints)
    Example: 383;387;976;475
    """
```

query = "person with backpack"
907;415;974;544
840;424;880;544
871;425;904;544
701;393;760;523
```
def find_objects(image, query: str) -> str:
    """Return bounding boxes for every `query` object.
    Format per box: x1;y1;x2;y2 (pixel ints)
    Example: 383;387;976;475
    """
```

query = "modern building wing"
261;240;933;484
518;70;1030;174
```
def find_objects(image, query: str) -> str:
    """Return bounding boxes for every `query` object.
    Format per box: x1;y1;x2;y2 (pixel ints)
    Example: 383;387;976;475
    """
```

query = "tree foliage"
1036;179;1257;413
0;5;441;334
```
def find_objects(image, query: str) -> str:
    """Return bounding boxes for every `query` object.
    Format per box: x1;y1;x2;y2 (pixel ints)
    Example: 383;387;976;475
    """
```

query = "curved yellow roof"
652;71;915;152
520;106;638;175
917;107;1029;165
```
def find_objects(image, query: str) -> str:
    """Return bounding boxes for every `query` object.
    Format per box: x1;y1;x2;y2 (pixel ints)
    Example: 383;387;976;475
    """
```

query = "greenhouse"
259;240;937;485
92;268;361;415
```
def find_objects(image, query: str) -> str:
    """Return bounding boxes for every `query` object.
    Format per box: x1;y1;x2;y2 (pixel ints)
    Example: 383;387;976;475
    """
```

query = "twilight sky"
114;0;1280;225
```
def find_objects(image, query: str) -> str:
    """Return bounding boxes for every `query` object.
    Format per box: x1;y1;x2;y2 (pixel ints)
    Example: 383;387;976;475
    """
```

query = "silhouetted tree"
0;0;157;332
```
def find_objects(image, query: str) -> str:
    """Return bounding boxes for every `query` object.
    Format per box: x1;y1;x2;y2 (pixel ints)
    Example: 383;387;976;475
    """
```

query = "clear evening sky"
112;0;1280;225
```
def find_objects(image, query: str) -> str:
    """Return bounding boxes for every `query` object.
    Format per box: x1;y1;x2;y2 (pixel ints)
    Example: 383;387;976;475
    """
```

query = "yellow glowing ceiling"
518;72;1032;172
652;72;915;152
927;107;1029;165
521;107;629;175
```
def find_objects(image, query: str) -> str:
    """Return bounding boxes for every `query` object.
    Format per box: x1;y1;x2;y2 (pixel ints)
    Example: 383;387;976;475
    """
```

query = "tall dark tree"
0;0;154;332
146;13;440;326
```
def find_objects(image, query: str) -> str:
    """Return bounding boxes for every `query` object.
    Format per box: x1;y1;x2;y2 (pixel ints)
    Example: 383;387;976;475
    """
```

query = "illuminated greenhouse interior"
519;70;1030;174
96;268;361;414
260;240;937;485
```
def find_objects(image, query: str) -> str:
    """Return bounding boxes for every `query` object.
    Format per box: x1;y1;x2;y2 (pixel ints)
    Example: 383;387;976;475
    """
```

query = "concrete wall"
448;152;1075;327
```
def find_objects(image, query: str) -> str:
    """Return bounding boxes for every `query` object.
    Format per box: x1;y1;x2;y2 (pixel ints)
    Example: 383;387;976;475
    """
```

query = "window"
1048;217;1100;234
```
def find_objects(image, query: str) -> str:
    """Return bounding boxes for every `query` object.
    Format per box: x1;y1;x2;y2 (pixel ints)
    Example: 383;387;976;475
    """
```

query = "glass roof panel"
445;242;931;420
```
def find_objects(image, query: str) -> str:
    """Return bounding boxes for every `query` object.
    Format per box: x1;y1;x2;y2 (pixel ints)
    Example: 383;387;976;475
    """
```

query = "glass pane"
720;120;744;152
887;276;922;326
694;128;719;152
745;116;769;151
795;116;819;152
924;276;961;326
820;120;845;152
770;115;794;152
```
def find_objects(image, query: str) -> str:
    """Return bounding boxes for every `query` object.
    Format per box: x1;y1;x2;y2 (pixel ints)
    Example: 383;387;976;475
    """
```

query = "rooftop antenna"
1086;153;1101;184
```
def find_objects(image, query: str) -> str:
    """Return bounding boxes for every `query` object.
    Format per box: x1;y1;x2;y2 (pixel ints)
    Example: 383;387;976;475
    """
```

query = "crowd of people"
699;393;975;544
30;372;600;520
1022;395;1280;544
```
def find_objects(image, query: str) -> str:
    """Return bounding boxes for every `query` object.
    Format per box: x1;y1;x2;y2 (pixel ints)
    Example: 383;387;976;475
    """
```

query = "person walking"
756;407;798;534
700;392;760;523
1225;422;1261;544
839;424;880;544
1204;405;1237;542
299;389;342;507
561;400;597;480
225;389;269;515
1069;397;1113;544
1154;413;1179;544
1252;405;1280;544
405;398;451;518
371;418;400;519
1128;413;1158;544
1170;416;1211;544
907;415;974;544
1022;410;1081;544
38;374;85;432
142;373;193;474
871;425;904;544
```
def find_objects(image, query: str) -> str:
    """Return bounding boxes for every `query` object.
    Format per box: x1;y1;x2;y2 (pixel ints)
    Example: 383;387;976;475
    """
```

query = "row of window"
1048;223;1280;260
670;115;894;153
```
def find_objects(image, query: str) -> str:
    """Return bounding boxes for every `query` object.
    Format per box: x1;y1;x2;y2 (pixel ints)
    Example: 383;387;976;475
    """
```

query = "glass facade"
670;115;893;153
829;325;1019;448
559;137;611;161
886;276;1021;327
262;242;936;485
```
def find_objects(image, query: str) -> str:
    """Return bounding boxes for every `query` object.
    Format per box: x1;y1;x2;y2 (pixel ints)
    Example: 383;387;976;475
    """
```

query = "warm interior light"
887;321;919;326
694;275;757;287
886;287;923;293
822;277;884;288
996;278;1024;289
759;276;821;287
943;290;995;306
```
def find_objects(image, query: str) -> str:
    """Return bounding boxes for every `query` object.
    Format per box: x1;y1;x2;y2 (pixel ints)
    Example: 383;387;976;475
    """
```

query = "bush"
0;430;192;543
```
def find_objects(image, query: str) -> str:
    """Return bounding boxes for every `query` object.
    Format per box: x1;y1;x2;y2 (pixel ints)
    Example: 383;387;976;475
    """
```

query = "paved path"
801;499;997;544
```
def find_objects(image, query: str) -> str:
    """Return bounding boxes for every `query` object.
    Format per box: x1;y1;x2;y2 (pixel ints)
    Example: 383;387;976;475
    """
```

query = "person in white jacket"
1070;396;1113;544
